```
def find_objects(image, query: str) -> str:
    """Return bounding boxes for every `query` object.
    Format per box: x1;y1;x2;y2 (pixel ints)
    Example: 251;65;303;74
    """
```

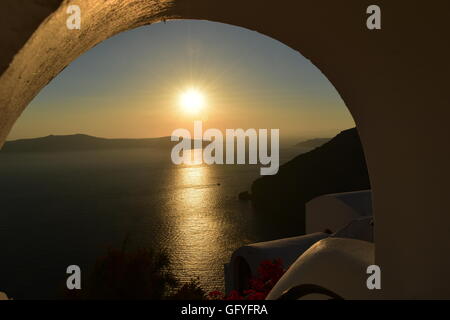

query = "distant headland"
0;134;205;153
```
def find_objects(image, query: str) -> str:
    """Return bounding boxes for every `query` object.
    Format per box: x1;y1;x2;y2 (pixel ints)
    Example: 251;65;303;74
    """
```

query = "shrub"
66;247;178;299
168;278;207;300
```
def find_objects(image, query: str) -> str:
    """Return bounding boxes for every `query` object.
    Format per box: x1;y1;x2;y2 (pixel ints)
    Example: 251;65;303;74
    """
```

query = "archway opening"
0;19;370;299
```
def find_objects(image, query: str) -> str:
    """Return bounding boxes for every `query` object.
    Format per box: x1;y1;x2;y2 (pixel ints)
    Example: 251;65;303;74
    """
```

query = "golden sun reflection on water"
178;148;203;166
165;149;226;287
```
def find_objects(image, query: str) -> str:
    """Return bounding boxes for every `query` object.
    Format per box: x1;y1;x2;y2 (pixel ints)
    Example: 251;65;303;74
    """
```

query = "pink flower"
225;290;243;300
208;290;224;299
211;258;286;300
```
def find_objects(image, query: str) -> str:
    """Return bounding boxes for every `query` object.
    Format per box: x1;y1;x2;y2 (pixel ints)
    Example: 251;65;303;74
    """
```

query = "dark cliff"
251;127;370;235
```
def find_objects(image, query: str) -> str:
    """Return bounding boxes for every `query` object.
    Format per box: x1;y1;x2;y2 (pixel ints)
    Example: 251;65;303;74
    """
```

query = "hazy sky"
8;20;354;141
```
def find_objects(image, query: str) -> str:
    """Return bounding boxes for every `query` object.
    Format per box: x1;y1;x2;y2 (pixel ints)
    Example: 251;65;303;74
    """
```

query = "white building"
224;190;374;298
305;190;372;234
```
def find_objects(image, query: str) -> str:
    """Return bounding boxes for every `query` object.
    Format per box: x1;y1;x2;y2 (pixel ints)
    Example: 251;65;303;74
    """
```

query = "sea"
0;146;309;299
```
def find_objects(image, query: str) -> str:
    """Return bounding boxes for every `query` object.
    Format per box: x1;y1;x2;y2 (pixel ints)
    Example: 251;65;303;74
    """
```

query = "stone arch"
1;0;450;298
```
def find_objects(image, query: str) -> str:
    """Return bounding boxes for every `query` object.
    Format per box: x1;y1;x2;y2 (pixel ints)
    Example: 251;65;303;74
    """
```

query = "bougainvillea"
208;258;285;300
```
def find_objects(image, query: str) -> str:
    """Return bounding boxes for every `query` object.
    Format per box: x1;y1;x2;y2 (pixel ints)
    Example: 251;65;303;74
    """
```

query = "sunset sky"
8;20;354;142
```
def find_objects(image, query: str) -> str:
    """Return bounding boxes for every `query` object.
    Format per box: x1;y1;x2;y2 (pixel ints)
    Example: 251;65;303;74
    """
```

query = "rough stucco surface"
0;0;62;75
0;0;450;298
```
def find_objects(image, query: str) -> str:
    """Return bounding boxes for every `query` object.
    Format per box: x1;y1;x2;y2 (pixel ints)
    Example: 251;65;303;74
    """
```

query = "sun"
179;88;205;114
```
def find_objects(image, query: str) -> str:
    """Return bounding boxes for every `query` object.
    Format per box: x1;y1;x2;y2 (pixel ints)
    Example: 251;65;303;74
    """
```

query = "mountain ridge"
294;137;331;149
1;134;204;152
